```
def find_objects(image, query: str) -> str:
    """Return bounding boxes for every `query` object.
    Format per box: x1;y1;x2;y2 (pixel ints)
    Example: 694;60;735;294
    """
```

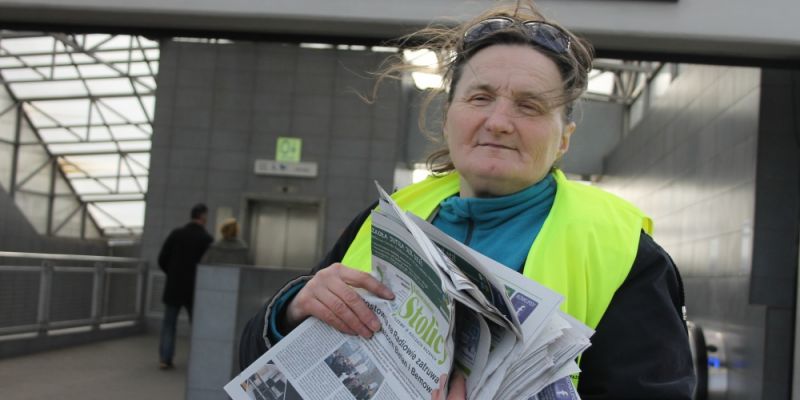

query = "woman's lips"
478;143;514;150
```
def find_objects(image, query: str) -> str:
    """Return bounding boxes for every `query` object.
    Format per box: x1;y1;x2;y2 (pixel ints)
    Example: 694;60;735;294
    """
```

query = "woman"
240;2;695;398
203;218;250;265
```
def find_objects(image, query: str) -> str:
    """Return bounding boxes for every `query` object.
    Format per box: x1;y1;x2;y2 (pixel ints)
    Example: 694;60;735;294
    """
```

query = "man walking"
157;203;213;369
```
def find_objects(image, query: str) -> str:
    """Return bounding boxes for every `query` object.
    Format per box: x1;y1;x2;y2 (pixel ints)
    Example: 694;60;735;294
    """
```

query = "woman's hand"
284;263;394;337
431;372;466;400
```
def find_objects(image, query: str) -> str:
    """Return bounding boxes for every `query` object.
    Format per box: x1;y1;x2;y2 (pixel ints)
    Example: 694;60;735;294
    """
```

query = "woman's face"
444;44;575;197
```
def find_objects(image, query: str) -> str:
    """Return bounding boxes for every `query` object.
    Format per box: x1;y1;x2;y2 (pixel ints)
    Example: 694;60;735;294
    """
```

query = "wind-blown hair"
374;1;593;174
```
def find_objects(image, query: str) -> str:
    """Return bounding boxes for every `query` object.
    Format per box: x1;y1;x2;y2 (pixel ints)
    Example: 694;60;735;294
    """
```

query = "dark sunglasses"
463;17;571;54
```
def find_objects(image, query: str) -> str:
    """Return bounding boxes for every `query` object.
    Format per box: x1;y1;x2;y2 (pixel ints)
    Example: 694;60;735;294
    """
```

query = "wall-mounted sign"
254;159;317;178
276;137;302;163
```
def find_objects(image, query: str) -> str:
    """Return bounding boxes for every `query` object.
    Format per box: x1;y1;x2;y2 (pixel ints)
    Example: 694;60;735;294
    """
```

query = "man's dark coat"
158;222;213;309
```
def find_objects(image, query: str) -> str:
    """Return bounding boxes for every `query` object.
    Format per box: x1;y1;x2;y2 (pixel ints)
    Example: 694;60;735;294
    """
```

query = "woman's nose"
483;99;515;134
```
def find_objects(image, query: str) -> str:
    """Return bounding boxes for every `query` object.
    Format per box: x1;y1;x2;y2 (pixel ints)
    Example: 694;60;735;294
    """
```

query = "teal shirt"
432;174;556;271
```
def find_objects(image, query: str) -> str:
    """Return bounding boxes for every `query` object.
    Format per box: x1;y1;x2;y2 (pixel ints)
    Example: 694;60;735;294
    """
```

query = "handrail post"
37;260;53;336
136;261;148;322
92;261;107;330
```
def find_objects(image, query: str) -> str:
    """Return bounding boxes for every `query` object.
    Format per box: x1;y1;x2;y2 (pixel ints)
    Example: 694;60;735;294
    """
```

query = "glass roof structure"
0;31;158;237
584;59;662;105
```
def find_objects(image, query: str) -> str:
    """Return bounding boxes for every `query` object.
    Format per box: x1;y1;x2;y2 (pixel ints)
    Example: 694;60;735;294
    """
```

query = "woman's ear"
559;121;576;156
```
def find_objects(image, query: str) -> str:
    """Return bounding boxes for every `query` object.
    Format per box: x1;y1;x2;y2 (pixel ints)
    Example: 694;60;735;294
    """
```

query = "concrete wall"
141;40;405;276
1;0;799;60
187;264;304;400
598;63;788;399
562;100;625;176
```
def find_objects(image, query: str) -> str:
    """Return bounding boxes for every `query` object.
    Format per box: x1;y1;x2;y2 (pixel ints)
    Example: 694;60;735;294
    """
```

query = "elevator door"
249;201;320;269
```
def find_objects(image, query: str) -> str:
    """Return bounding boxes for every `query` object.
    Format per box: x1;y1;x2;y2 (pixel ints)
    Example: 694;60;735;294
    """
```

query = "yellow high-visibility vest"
342;169;651;330
341;170;650;386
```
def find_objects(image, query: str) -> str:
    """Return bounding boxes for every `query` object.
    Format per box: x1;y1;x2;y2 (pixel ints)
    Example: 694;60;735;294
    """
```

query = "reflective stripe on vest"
341;169;651;331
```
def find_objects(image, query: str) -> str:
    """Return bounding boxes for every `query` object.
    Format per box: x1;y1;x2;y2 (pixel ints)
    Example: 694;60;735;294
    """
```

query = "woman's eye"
468;94;491;104
518;102;544;115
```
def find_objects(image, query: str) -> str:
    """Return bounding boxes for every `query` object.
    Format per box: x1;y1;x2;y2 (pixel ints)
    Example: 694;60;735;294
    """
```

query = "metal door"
248;201;320;269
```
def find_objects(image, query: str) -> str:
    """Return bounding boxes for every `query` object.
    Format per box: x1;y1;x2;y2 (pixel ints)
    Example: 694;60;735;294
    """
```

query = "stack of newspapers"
226;184;594;400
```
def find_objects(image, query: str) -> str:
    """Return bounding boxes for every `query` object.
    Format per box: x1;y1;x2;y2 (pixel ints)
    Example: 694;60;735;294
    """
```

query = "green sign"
276;137;302;162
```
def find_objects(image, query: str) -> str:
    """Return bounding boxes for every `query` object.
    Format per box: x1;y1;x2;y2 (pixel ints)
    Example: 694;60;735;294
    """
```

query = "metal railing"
0;251;147;338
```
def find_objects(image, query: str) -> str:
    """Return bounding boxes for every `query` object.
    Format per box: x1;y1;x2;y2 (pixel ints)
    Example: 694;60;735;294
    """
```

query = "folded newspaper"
225;184;594;400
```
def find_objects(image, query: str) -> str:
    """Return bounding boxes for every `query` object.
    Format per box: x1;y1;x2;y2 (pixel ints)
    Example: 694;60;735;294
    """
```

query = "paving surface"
0;334;189;400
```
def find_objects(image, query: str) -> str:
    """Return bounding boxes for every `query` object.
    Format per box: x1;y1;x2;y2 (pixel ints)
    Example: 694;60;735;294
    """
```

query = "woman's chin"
461;171;529;197
464;164;519;182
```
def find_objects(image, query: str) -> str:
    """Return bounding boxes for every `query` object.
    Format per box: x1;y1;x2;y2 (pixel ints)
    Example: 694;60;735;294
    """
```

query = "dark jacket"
158;222;213;308
239;205;695;399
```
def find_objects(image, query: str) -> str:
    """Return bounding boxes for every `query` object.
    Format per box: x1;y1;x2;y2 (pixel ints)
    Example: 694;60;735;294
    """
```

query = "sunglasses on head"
463;16;571;54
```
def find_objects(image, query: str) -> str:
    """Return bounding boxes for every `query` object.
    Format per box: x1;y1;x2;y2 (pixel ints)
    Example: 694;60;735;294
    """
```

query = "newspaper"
225;184;593;400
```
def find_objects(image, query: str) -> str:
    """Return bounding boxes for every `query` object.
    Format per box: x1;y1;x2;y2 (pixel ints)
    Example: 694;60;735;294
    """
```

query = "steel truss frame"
0;30;159;237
